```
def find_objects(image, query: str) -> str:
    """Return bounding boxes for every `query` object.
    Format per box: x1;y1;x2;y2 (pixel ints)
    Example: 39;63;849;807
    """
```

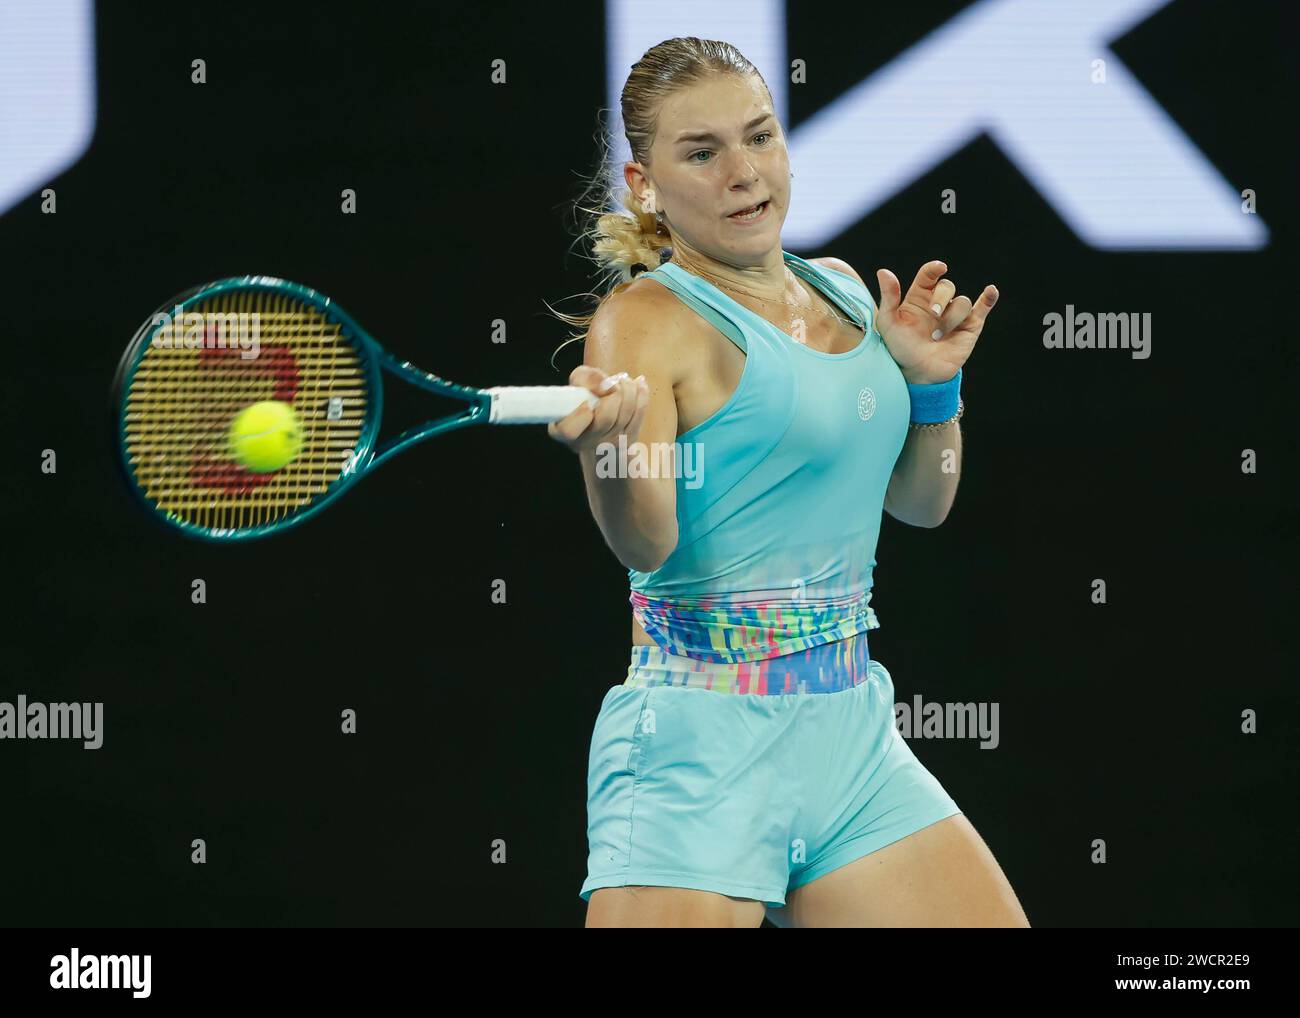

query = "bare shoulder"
809;256;868;289
585;275;701;386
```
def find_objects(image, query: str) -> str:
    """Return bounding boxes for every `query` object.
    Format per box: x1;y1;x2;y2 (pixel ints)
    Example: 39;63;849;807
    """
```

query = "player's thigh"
586;886;767;928
774;814;1030;928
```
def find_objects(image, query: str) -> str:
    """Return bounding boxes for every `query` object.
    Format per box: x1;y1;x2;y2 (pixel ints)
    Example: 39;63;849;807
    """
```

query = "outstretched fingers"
902;260;949;312
960;285;999;334
875;267;902;319
935;295;973;338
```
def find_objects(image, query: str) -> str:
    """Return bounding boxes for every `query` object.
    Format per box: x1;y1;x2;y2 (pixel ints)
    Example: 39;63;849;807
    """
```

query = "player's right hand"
548;365;650;455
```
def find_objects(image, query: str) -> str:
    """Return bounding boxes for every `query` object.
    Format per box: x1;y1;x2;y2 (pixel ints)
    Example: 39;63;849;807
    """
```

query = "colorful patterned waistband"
628;588;880;664
623;629;873;695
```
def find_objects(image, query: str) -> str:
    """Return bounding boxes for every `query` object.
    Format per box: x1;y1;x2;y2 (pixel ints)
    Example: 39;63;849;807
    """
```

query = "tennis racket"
113;275;598;541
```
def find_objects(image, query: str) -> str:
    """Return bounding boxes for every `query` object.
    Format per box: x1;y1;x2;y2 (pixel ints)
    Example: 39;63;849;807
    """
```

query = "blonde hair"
548;37;768;366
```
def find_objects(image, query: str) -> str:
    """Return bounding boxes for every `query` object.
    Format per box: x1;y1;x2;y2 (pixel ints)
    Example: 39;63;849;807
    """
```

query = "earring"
642;189;656;215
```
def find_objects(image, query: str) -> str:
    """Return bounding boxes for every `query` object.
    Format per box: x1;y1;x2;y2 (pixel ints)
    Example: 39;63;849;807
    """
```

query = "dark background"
2;0;1296;927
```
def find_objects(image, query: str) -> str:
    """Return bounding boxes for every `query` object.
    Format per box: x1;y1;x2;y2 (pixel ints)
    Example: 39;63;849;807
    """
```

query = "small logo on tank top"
857;386;877;421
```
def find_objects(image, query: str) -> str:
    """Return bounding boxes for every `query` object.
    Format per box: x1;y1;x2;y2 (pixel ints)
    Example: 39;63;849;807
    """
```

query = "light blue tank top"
628;250;911;663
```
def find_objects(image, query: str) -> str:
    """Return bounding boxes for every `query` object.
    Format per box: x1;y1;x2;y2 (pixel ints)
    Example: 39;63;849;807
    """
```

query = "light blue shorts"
580;636;962;907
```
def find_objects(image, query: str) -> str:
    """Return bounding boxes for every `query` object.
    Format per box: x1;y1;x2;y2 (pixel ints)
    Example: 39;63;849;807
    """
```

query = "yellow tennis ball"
227;400;303;473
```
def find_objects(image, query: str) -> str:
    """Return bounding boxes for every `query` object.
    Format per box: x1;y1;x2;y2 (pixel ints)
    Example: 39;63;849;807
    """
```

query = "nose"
728;168;760;199
722;147;760;185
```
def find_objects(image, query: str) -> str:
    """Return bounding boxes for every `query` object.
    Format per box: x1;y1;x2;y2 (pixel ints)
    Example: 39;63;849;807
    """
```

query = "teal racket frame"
114;276;492;541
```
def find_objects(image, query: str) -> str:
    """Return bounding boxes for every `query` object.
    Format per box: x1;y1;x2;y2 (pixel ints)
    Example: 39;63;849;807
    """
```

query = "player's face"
641;74;789;265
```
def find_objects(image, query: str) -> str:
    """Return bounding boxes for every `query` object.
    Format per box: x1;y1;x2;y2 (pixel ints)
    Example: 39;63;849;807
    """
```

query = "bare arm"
550;286;682;572
884;423;961;527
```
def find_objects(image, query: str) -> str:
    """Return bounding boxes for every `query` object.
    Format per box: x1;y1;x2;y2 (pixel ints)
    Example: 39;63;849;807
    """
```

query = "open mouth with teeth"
727;200;770;221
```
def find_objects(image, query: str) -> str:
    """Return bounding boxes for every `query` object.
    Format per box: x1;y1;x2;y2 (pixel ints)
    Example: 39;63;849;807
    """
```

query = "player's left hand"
874;260;998;385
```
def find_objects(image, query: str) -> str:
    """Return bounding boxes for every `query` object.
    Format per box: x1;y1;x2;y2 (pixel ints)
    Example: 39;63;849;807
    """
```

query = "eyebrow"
674;113;773;145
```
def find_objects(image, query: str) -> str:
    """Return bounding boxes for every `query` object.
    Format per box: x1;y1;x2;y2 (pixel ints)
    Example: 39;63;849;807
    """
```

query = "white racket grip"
486;385;600;424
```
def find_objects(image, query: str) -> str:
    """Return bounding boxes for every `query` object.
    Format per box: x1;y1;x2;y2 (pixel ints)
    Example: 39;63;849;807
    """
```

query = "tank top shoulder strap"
641;251;877;341
636;262;749;354
782;251;876;332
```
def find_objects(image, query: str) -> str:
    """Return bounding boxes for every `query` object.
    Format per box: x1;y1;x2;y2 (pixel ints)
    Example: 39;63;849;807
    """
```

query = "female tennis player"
548;37;1030;928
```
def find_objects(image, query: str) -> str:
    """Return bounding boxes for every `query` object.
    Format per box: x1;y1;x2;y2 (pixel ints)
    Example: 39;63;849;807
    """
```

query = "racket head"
114;276;384;540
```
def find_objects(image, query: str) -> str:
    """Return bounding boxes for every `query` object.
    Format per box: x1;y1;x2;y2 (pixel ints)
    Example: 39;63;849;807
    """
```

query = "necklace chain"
670;256;855;330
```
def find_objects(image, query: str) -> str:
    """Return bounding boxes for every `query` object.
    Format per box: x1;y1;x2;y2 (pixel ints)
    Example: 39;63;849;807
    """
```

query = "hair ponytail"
547;36;765;366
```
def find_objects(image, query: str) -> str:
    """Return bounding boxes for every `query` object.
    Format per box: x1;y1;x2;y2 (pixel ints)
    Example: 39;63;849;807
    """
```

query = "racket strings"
122;289;368;532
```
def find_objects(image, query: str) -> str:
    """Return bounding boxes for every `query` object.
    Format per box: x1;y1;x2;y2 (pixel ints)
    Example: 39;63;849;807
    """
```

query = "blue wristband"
906;367;962;424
